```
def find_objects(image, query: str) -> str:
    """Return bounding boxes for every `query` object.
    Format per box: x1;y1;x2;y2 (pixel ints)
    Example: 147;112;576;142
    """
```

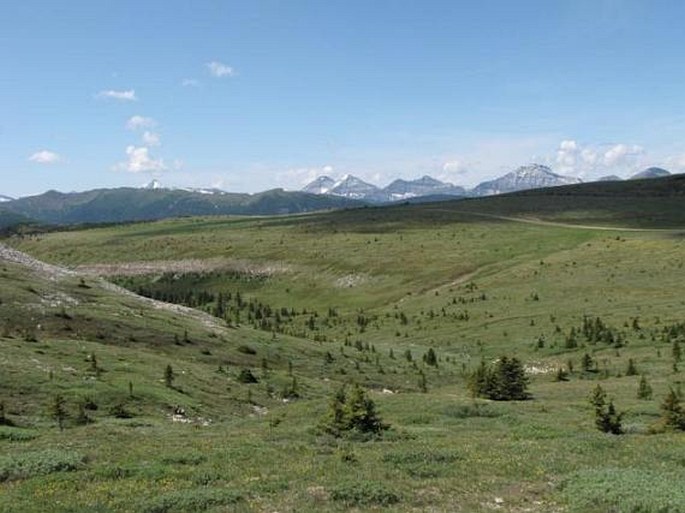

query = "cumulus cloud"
442;160;468;174
142;131;161;146
116;146;166;173
553;139;645;178
28;150;62;164
96;89;137;101
276;165;336;188
206;61;236;77
126;115;156;130
603;143;644;167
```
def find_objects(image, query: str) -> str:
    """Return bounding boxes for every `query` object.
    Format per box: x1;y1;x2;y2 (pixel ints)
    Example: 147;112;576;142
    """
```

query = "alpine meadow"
4;1;685;512
2;176;685;512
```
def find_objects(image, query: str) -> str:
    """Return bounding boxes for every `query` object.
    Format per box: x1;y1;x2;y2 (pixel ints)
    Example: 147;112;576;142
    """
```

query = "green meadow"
2;196;685;512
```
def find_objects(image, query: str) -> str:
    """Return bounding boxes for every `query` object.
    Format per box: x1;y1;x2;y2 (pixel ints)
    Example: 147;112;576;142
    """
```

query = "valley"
1;180;685;512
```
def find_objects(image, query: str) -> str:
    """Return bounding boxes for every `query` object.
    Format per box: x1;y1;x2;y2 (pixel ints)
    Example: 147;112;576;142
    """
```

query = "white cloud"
603;143;644;167
182;78;200;87
276;165;336;188
142;131;161;146
96;89;137;101
28;150;62;164
126;115;156;130
442;160;468;174
206;61;236;78
662;154;685;171
552;139;644;178
116;146;166;173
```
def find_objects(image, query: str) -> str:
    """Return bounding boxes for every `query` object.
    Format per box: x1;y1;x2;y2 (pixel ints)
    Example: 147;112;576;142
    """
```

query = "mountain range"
0;164;674;227
0;187;364;226
301;164;673;202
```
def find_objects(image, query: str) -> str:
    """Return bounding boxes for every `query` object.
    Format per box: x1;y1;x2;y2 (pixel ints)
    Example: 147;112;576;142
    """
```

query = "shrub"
330;482;400;506
383;450;460;478
0;427;38;442
561;467;685;513
237;368;259;384
140;487;243;513
0;449;84;482
237;344;257;355
109;402;133;419
161;452;206;466
443;403;501;419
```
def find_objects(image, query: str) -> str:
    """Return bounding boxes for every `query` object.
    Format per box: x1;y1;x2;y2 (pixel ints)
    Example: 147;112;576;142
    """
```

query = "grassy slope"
3;191;685;512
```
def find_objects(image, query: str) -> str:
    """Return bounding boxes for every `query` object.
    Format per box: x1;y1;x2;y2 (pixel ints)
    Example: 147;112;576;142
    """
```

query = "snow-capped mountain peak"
328;175;381;199
471;164;581;196
143;179;164;190
0;194;14;203
302;176;336;195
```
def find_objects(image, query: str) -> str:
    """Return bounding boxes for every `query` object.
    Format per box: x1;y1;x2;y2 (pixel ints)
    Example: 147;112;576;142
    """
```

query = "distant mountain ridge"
630;167;671;180
470;164;582;197
1;165;675;226
0;194;14;202
302;164;583;202
303;174;467;202
1;187;364;225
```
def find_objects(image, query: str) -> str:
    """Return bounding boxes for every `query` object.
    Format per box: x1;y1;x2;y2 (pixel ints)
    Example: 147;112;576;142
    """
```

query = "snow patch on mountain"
471;164;581;196
302;176;336;195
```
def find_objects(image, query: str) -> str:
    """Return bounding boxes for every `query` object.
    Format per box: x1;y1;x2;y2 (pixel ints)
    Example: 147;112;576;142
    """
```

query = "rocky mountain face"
384;176;466;200
470;164;581;196
302;176;336;195
630;167;671;180
327;175;384;201
303;165;587;202
303;174;466;202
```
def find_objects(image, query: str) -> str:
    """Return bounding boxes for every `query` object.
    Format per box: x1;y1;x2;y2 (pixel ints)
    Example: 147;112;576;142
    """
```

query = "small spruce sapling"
164;364;175;388
637;375;652;400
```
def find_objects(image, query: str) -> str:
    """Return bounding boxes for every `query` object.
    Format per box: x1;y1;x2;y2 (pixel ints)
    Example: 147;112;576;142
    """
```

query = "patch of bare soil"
75;258;290;278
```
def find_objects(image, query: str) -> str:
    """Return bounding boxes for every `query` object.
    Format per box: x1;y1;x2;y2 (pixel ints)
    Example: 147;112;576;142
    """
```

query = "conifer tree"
468;357;529;400
659;387;685;430
637;375;652;400
164;364;175;388
424;348;438;367
320;385;387;437
626;358;638;376
51;395;67;431
589;384;622;434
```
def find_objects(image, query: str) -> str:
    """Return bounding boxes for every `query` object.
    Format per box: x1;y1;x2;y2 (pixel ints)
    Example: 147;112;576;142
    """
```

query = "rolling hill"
2;179;685;512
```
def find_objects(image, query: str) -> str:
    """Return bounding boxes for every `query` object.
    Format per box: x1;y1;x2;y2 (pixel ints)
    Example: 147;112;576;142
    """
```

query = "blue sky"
2;0;685;197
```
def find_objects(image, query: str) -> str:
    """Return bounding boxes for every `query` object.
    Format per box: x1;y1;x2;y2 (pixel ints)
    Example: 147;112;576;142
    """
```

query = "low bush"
140;487;243;513
329;481;400;506
0;449;85;481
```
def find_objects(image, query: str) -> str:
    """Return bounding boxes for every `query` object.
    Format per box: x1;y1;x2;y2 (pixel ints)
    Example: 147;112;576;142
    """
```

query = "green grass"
2;197;685;512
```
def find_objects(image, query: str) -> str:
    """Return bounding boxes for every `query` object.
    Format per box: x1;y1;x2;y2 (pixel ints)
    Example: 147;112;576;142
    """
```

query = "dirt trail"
443;210;685;233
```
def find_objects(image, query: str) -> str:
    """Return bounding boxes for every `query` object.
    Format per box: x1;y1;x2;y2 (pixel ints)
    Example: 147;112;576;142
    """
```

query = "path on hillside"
443;210;685;233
